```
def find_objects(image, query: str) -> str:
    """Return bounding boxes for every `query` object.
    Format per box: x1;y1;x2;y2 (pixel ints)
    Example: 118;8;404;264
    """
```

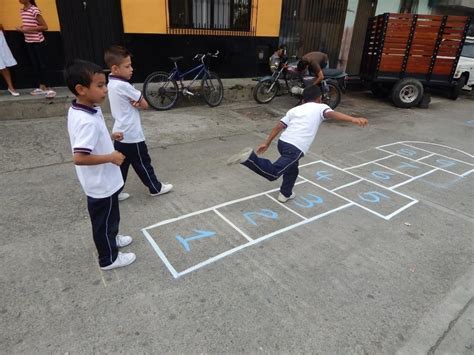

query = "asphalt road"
1;89;473;353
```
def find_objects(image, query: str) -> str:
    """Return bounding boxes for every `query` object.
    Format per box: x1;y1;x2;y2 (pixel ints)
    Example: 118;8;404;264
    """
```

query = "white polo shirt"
279;102;333;154
107;75;145;143
67;101;124;198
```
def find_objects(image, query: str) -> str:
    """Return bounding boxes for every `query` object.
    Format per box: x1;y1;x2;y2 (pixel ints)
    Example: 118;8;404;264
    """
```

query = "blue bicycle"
143;51;223;110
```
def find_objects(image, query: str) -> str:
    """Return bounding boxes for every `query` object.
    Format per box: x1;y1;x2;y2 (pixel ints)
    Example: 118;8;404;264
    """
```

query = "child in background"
104;45;172;201
64;59;136;270
16;0;56;98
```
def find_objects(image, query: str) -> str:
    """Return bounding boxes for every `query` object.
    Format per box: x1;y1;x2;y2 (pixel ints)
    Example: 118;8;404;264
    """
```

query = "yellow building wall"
255;0;282;37
0;0;60;31
121;0;281;37
121;0;167;34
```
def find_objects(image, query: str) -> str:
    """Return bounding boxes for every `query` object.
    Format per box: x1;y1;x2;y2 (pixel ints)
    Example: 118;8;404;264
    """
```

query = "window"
461;42;474;59
169;0;252;31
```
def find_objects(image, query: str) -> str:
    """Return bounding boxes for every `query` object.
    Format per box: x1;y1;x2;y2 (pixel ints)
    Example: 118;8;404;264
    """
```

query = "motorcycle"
253;57;346;109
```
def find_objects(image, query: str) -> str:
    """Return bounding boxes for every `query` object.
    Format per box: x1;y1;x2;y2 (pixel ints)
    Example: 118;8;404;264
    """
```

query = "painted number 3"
293;194;324;208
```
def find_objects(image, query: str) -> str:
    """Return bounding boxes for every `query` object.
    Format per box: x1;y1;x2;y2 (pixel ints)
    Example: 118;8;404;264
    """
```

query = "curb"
0;78;257;120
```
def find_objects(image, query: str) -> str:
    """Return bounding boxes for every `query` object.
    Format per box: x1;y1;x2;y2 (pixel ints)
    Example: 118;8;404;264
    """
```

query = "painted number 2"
243;209;278;226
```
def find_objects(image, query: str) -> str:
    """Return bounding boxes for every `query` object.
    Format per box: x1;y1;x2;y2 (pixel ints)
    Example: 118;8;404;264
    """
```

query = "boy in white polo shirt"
104;45;172;201
227;85;368;202
65;59;136;270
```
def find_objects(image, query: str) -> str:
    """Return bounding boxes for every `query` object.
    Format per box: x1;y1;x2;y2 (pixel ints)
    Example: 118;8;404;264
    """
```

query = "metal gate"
56;0;124;66
346;0;377;75
278;0;349;67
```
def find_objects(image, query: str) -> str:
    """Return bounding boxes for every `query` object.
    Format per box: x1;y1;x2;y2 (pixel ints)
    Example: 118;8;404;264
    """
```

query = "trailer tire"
391;78;424;108
448;76;467;100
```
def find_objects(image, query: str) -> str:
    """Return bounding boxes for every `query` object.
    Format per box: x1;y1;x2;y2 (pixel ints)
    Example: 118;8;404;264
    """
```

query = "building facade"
0;0;282;88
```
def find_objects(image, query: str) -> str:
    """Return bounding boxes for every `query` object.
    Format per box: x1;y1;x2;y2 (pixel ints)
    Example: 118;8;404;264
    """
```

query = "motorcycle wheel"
322;82;342;109
253;79;280;104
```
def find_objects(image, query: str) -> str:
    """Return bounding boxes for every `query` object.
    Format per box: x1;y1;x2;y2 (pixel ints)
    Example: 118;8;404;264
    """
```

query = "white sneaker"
277;192;296;203
31;88;46;96
151;183;173;196
226;147;253;165
45;90;57;99
100;252;136;270
116;235;133;248
118;192;130;201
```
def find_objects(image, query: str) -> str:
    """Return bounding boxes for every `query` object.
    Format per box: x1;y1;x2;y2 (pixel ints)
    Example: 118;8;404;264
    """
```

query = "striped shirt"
20;5;45;43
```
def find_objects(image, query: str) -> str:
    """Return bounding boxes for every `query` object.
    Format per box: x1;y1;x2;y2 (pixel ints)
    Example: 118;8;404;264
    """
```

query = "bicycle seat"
168;56;184;62
322;68;345;77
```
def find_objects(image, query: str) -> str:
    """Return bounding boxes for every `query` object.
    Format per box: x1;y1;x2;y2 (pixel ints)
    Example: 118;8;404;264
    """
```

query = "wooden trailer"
360;13;471;108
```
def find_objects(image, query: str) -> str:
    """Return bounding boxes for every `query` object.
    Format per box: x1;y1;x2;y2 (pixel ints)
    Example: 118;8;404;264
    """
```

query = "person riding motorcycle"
269;45;287;73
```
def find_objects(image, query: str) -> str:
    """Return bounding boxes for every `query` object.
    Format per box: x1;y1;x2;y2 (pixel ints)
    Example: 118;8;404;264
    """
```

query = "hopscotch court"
142;141;473;278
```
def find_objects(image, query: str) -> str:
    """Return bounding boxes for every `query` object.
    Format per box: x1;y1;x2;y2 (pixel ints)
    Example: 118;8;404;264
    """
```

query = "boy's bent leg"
241;140;303;182
129;142;163;194
87;192;120;267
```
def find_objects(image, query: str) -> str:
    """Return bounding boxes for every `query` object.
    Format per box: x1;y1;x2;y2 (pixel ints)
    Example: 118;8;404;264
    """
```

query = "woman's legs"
0;67;18;92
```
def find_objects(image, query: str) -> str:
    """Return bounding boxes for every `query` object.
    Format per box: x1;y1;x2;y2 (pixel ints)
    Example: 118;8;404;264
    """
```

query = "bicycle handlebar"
193;50;220;62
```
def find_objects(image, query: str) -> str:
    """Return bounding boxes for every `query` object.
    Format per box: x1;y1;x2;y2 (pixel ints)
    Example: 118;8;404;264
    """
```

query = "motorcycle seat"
322;68;345;77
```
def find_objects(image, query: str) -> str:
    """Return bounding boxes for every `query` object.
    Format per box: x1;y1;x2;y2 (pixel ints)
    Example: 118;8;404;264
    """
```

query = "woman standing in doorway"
16;0;56;98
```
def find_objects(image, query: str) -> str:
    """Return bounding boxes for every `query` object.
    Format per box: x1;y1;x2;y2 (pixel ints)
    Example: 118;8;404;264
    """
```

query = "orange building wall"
0;0;60;31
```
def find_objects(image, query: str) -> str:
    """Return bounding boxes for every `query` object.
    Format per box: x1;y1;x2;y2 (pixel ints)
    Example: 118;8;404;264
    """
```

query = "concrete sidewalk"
0;78;257;120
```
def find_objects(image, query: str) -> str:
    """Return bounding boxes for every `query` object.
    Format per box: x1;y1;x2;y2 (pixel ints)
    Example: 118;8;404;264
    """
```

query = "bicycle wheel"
322;82;342;109
201;71;224;107
143;71;178;110
253;78;280;104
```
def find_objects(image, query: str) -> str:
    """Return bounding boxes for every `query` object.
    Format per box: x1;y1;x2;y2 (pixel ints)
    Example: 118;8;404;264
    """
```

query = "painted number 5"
358;191;390;203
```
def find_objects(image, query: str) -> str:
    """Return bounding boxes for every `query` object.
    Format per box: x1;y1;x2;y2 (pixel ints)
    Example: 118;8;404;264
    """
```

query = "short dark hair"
104;45;131;68
297;59;308;71
303;85;322;102
64;59;104;96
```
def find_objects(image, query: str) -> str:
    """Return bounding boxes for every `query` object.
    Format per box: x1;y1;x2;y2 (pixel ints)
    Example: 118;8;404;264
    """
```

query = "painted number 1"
176;229;216;252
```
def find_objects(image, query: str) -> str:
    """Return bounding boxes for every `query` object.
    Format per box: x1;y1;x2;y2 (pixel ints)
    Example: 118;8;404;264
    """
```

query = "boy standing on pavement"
227;85;368;202
104;45;172;201
65;59;136;270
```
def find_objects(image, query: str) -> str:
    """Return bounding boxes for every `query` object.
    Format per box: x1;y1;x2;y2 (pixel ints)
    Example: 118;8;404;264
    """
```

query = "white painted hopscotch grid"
142;141;473;278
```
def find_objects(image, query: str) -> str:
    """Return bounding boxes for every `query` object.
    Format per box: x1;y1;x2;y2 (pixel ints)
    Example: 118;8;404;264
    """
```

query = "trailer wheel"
448;76;467;100
391;78;424;108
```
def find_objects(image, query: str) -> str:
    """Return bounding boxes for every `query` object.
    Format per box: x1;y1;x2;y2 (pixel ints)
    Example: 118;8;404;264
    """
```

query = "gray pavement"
0;88;473;353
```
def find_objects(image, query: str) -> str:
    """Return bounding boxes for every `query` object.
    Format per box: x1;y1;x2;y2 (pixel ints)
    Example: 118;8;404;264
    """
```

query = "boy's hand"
130;100;140;108
111;132;124;141
352;117;368;127
110;151;125;166
257;143;269;155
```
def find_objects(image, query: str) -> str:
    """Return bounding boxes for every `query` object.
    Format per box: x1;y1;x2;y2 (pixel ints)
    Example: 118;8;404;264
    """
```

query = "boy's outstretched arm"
257;122;286;154
324;111;368;127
